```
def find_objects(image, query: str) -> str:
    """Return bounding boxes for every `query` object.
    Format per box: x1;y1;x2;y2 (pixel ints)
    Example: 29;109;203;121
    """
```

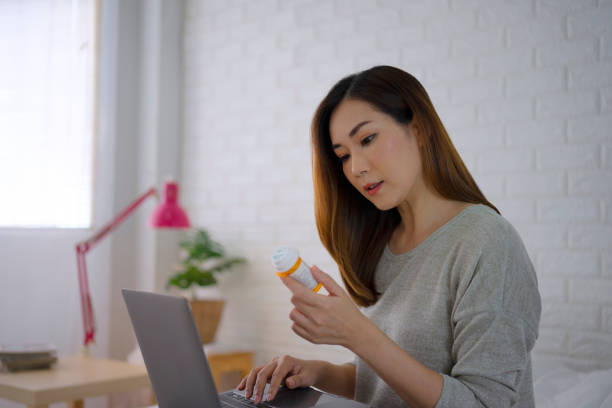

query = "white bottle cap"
271;246;299;272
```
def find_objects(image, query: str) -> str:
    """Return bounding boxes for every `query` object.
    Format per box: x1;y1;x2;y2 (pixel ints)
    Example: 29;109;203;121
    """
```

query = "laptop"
122;289;370;407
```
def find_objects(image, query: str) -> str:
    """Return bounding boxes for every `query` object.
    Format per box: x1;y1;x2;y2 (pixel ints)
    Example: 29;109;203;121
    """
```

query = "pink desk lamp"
75;181;190;349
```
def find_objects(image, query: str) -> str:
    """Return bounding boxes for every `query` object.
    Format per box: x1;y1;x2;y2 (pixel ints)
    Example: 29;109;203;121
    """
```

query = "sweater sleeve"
435;312;535;407
435;223;541;408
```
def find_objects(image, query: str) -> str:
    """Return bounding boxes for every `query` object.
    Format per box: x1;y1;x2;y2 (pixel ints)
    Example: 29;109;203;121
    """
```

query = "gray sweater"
352;204;541;407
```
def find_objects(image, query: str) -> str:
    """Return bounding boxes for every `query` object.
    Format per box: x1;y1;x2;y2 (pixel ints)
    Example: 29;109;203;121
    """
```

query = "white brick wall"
182;0;612;370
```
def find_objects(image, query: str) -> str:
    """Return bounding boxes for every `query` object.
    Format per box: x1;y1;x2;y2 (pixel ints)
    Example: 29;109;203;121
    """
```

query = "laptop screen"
122;289;222;408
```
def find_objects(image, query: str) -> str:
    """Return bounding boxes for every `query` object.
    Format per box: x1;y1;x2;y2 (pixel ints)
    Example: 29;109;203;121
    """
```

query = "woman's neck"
391;193;471;254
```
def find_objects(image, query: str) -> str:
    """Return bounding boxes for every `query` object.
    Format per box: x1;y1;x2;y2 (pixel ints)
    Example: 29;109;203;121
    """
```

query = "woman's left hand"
281;265;370;350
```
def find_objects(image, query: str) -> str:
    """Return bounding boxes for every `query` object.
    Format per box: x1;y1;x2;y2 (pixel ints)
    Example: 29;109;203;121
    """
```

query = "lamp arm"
75;186;157;347
76;187;157;253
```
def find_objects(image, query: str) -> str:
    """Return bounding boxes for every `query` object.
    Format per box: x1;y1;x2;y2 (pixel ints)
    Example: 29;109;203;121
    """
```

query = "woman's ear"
409;121;424;148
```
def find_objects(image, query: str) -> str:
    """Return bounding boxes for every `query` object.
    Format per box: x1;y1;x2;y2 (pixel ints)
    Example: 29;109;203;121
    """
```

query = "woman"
238;65;541;407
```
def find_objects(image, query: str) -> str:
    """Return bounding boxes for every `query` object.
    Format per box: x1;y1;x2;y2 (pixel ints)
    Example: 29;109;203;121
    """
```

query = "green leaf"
166;229;247;290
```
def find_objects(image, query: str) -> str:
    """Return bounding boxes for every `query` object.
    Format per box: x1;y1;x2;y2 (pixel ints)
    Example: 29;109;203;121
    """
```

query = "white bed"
533;354;612;408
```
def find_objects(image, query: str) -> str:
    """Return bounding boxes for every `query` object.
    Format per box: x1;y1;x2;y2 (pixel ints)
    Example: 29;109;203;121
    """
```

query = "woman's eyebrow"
332;120;372;149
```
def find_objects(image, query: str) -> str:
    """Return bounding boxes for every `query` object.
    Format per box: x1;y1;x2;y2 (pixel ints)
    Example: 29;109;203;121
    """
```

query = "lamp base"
79;345;91;358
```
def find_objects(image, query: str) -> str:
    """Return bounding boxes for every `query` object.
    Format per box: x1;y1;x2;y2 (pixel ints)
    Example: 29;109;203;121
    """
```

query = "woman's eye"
339;155;349;162
362;133;376;145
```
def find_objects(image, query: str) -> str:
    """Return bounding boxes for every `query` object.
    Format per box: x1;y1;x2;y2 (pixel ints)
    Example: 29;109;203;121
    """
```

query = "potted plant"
167;228;246;344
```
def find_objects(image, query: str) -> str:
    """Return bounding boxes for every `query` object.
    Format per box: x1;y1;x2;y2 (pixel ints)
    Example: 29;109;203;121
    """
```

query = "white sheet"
533;354;612;408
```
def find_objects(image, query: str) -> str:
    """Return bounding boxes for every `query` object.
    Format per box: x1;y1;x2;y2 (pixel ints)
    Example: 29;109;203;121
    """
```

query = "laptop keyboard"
221;391;275;407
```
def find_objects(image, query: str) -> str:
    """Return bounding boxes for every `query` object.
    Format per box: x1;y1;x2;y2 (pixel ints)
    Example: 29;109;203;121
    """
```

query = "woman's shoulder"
450;204;541;332
442;203;535;273
450;203;522;250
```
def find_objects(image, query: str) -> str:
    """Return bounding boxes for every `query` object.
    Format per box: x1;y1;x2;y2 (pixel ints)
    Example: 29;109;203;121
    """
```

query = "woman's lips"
366;181;383;196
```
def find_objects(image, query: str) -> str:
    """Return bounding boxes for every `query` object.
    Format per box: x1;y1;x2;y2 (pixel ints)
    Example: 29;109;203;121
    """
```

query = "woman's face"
329;98;424;211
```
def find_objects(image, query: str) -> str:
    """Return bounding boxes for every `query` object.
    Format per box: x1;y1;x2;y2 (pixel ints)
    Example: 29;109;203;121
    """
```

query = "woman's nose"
350;152;370;177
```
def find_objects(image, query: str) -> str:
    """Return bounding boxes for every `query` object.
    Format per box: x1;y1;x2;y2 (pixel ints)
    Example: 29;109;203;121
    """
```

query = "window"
0;0;97;228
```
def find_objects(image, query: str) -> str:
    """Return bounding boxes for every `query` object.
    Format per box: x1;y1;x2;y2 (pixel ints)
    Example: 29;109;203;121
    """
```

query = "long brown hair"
311;65;499;307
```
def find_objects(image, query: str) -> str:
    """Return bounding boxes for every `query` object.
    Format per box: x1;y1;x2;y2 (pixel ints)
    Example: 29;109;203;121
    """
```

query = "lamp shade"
148;181;190;228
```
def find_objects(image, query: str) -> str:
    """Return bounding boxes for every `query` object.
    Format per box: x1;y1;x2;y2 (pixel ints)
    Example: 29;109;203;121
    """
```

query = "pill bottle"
271;246;322;293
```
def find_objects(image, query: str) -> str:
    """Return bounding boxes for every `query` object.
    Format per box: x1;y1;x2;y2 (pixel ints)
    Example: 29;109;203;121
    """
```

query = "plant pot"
189;299;225;344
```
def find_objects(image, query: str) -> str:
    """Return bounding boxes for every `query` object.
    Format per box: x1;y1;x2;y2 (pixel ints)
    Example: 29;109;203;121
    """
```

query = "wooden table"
139;350;255;408
207;351;253;392
0;355;150;408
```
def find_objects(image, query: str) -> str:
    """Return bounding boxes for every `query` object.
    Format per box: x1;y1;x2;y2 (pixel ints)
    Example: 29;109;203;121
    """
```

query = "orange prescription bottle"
271;246;322;293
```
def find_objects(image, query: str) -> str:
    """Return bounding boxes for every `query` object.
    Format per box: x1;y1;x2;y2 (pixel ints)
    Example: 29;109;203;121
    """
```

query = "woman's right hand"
237;355;322;404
